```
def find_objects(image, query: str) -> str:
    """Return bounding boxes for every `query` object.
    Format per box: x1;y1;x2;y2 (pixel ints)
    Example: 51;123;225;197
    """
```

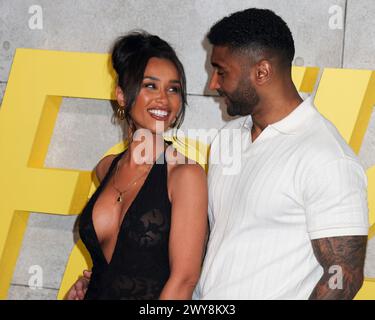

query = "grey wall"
0;0;374;299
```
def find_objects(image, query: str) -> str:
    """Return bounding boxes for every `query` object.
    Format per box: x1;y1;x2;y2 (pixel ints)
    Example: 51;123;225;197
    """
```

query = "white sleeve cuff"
309;226;369;240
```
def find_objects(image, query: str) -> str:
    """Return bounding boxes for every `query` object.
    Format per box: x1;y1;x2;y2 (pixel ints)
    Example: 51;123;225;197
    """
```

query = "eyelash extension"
143;83;156;88
170;86;181;93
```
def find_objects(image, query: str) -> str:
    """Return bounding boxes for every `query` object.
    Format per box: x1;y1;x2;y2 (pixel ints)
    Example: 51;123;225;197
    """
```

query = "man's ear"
253;59;273;86
115;86;126;107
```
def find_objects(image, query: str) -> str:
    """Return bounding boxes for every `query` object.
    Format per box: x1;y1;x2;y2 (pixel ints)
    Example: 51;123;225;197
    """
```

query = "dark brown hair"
112;30;187;130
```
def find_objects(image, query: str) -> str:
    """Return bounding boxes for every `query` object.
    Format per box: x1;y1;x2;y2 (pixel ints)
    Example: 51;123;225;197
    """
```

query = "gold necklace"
112;159;152;203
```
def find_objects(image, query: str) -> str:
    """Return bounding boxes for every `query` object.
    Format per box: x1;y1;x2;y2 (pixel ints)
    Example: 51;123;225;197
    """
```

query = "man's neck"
251;91;303;142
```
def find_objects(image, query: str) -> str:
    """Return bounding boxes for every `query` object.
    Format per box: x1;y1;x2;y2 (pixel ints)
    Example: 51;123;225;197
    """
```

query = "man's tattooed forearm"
309;236;367;300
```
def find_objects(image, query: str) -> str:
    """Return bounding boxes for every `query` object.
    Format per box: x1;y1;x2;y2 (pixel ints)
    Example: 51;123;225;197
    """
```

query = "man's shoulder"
300;111;360;167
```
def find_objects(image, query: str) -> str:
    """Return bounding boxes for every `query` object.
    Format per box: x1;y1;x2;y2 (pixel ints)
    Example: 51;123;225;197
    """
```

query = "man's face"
209;46;259;116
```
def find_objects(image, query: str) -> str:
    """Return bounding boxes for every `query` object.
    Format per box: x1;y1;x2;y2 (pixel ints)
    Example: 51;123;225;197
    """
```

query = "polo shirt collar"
242;96;316;135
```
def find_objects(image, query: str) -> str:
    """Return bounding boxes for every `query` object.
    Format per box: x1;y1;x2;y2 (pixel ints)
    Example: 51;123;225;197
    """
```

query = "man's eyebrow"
211;62;224;68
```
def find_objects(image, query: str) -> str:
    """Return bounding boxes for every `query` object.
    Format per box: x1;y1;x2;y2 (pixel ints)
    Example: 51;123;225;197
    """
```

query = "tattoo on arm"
309;236;367;300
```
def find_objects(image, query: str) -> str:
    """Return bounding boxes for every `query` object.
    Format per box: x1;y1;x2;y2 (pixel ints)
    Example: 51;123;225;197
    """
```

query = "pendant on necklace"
117;193;123;203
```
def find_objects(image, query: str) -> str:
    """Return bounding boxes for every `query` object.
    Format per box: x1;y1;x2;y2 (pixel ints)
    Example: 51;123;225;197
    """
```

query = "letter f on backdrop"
0;49;116;299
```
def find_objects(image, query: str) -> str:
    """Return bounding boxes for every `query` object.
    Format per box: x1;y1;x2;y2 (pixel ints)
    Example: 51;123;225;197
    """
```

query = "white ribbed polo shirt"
193;97;369;300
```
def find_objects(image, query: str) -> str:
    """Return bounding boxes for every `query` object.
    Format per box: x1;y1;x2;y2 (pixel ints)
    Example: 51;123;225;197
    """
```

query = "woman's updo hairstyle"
111;30;187;131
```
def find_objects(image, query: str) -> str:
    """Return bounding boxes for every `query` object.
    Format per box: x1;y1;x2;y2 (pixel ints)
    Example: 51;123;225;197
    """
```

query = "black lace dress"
79;151;171;299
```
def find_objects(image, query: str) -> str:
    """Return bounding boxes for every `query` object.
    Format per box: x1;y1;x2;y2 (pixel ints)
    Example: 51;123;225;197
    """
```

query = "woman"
66;31;208;300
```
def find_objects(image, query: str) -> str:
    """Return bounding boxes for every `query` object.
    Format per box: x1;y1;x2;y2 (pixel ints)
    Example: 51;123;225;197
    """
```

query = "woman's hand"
65;270;92;300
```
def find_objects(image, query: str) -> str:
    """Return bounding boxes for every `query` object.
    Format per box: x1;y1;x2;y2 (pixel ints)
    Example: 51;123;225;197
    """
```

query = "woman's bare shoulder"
94;154;118;182
166;149;206;190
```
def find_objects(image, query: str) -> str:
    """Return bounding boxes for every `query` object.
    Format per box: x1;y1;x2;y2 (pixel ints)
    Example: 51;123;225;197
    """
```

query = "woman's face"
118;57;182;134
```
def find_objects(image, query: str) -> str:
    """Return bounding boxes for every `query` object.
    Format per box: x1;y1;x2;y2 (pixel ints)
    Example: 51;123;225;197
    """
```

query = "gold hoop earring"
116;105;126;120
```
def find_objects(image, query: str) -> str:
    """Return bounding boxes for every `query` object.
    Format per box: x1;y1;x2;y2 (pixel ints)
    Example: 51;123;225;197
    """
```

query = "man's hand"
65;270;92;300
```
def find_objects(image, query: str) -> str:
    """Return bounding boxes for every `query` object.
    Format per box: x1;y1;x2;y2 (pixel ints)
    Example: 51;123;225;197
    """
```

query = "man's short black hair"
207;8;295;67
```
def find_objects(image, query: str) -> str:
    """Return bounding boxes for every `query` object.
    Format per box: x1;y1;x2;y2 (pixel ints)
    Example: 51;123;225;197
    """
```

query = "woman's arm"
159;163;208;300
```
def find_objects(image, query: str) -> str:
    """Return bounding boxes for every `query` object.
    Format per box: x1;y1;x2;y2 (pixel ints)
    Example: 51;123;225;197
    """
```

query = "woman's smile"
147;107;171;121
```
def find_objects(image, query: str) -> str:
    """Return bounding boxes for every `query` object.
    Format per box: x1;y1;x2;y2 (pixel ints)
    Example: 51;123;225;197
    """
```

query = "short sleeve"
304;158;369;240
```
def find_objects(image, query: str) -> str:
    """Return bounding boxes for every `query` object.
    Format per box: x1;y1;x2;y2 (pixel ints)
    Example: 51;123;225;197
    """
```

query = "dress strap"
100;151;126;186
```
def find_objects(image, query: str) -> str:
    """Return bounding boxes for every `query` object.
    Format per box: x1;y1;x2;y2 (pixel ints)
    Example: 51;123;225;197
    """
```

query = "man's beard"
218;78;259;117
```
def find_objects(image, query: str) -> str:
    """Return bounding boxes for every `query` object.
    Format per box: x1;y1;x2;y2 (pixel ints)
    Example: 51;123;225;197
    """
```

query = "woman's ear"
115;86;126;107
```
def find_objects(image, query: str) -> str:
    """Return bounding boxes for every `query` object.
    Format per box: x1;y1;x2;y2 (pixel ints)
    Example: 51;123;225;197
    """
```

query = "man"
193;8;368;299
67;8;368;300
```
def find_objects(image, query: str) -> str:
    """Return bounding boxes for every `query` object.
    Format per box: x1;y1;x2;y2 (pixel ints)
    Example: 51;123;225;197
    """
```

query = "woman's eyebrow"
144;76;181;84
170;80;181;84
144;76;160;81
